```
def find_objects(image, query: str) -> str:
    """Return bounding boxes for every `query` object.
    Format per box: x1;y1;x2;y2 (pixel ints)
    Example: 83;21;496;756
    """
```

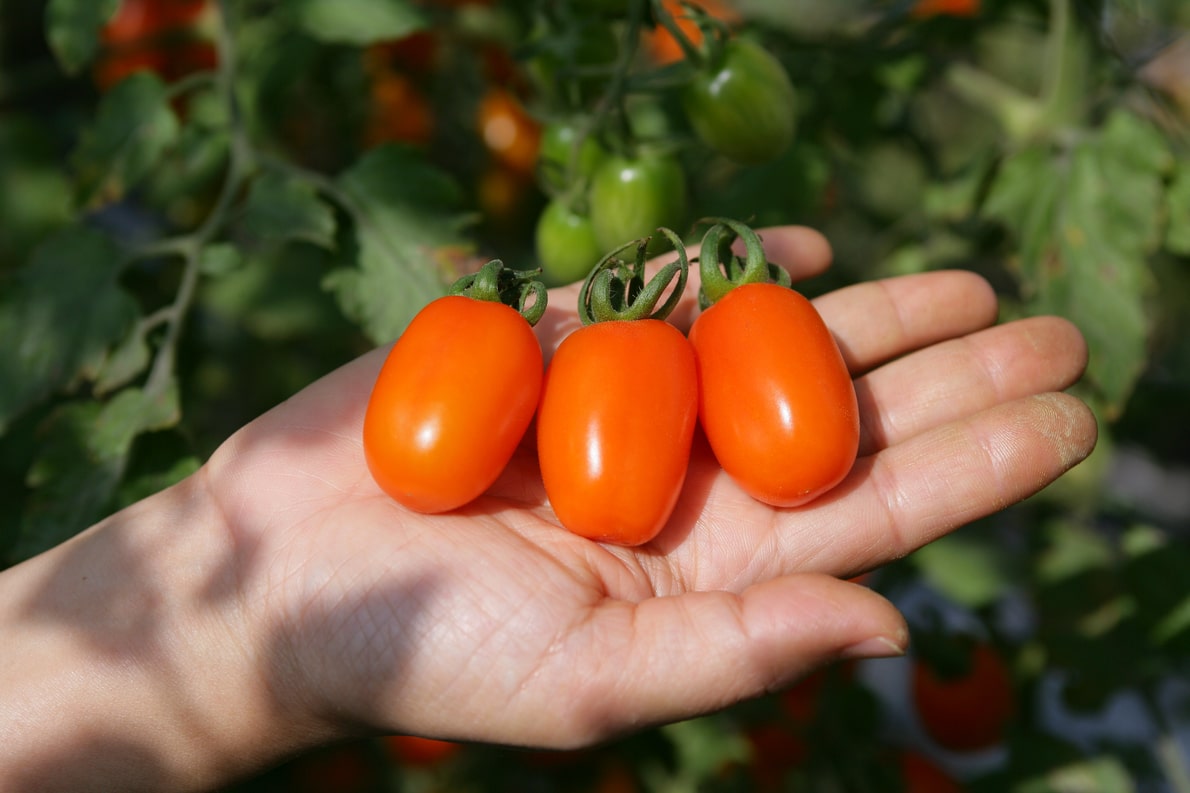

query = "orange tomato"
689;283;859;507
537;319;699;546
644;0;741;65
478;88;542;177
363;295;543;513
364;71;434;147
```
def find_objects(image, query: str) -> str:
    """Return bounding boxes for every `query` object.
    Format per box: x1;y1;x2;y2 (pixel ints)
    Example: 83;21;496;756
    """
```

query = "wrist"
0;472;322;792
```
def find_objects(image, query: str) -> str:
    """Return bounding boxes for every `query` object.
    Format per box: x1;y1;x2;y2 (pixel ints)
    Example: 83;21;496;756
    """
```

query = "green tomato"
588;154;688;254
682;38;797;165
538;121;606;193
535;199;604;286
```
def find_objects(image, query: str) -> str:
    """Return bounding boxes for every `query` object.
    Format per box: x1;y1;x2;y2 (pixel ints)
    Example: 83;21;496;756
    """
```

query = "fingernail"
842;633;907;660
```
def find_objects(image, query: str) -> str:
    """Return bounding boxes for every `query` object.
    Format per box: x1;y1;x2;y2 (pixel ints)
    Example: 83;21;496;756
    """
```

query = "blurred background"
1;0;1189;790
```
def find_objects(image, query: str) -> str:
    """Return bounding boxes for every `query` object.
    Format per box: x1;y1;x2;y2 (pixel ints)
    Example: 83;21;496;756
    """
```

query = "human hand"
199;225;1095;750
0;226;1097;793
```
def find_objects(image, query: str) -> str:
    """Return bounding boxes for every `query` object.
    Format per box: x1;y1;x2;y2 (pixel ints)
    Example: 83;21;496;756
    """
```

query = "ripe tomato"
689;282;858;507
535;199;603;286
683;38;797;165
537;319;698;545
363;294;543;513
645;0;740;65
899;751;963;793
911;0;980;18
478;87;542;178
588;154;687;254
911;640;1015;753
364;71;434;148
383;735;462;767
102;0;209;46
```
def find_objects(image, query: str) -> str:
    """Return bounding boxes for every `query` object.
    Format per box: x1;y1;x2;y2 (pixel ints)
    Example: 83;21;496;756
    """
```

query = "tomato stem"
449;259;548;327
578;228;688;324
695;218;791;309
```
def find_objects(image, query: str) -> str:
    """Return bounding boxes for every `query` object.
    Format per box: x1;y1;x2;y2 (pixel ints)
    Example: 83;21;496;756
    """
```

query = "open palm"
201;226;1096;750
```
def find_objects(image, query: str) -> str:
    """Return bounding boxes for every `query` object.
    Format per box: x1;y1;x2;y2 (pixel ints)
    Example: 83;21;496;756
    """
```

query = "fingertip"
753;226;834;281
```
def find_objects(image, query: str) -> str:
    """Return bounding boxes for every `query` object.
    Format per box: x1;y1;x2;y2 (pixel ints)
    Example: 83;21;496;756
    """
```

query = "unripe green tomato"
588;154;687;254
682;38;797;165
535;199;603;286
538;121;606;193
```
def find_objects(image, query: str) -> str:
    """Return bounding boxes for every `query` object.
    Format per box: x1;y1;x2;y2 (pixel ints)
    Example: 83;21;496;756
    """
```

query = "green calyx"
449;259;548;327
696;217;791;310
578;227;688;324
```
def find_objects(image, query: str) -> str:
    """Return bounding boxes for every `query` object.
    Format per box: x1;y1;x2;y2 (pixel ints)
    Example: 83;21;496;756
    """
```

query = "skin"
0;226;1097;792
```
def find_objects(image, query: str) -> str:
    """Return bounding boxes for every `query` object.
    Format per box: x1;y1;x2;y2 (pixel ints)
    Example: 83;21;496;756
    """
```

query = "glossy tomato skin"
682;38;797;165
588;154;687;254
537;320;698;545
535;199;603;286
363;295;542;513
688;283;858;507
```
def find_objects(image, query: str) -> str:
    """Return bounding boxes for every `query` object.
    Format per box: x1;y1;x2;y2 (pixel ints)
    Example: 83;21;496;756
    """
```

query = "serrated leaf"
17;383;180;560
0;226;138;431
983;110;1169;418
94;323;151;396
45;0;121;74
290;0;425;46
240;172;337;249
324;145;471;342
72;72;181;207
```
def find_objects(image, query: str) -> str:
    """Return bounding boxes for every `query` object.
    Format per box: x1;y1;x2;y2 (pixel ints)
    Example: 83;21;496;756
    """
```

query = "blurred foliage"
1;0;1189;790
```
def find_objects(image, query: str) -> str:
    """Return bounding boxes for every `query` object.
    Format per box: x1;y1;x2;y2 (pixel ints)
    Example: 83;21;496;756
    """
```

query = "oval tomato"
478;87;542;177
683;38;797;165
688;283;858;507
537;319;698;545
645;0;740;65
588;154;687;254
535;199;603;286
363;295;543;513
912;640;1015;753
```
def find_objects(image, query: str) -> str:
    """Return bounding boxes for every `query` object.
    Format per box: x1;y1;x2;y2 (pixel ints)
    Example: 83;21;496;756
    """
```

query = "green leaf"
1165;161;1190;256
94;323;151;396
289;0;426;46
0;227;139;432
16;384;180;560
324;146;472;342
72;72;181;207
910;530;1014;608
983;110;1170;418
240;172;338;250
45;0;121;74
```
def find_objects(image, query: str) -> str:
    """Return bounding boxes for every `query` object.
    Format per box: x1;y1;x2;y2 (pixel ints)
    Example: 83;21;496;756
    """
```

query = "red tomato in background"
912;641;1015;752
95;0;215;91
911;0;981;18
537;320;698;546
688;283;858;507
363;295;543;513
899;750;964;792
101;0;209;45
383;735;462;767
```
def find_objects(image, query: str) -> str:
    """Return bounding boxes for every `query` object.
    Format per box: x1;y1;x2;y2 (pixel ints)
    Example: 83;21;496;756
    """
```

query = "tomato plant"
363;261;546;514
588;153;687;254
688;220;859;507
911;637;1016;753
683;37;797;165
535;199;603;286
537;231;698;545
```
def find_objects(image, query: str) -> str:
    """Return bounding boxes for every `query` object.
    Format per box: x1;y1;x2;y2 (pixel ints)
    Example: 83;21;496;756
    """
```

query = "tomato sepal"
696;217;791;309
449;258;548;327
578;227;688;324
